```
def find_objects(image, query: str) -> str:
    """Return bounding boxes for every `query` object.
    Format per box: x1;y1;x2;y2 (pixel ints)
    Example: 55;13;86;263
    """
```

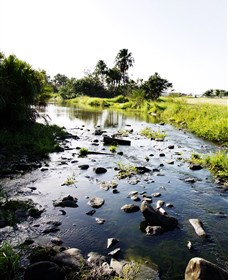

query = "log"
103;136;131;146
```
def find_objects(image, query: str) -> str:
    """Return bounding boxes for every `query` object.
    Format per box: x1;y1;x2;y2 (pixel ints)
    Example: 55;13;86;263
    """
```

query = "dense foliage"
0;53;44;127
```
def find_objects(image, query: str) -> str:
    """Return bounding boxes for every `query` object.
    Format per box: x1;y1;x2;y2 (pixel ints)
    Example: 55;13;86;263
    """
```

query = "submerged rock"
88;197;105;208
121;204;140;213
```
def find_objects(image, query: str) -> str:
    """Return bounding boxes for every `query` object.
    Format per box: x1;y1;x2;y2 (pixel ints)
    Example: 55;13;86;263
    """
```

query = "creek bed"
1;103;227;280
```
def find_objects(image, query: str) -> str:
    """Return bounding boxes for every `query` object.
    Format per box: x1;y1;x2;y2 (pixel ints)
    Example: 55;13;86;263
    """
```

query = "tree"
53;73;69;87
142;72;172;100
115;49;134;84
0;54;44;127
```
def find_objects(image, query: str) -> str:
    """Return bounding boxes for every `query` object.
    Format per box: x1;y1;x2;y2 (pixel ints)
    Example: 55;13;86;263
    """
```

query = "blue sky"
0;0;227;95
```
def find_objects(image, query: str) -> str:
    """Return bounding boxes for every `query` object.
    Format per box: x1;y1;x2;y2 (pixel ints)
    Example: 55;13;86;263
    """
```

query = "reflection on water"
7;103;228;279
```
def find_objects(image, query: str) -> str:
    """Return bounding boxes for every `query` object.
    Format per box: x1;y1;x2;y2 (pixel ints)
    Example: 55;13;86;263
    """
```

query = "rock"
94;167;107;174
107;238;119;249
185;257;228;280
189;219;206;237
110;259;128;276
88;197;105;208
86;209;96;216
168;145;175;149
95;218;105;224
159;153;166;157
52;248;85;268
24;261;63;280
121;204;140;213
146;226;164;235
135;264;160;280
131;195;141;201
108;248;121;258
140;201;178;230
100;182;110;191
156;200;164;209
189;164;203;170
166;203;174;208
54;195;78;208
152;192;161;197
128;191;138;197
185;177;196;183
87;252;107;266
78;164;89;170
51;237;63;245
187;241;193;250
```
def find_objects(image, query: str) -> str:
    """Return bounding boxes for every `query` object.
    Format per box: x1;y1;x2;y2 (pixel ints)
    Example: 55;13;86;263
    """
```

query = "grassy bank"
68;96;228;146
0;123;67;157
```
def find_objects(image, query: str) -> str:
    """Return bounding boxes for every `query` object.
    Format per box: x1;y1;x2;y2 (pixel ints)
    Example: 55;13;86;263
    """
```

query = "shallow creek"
1;103;228;279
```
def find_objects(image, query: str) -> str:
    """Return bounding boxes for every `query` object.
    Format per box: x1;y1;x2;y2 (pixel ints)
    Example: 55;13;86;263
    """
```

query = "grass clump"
79;147;89;156
0;242;20;280
62;174;77;186
189;150;228;185
139;127;166;140
109;145;117;153
116;162;137;179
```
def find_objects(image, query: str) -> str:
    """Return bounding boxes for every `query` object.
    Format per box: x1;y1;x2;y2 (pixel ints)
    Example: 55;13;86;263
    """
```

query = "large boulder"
24;261;63;280
140;201;178;230
52;248;85;268
185;257;228;280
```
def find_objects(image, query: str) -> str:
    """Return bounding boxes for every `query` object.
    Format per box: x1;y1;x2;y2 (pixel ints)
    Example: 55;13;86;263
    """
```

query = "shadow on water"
2;103;228;280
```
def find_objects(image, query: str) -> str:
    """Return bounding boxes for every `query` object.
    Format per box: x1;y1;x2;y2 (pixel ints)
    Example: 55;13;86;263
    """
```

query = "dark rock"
79;164;89;170
94;167;107;174
140;201;178;230
189;164;203;170
168;145;175;149
107;238;119;249
51;237;63;245
24;261;63;280
86;209;96;216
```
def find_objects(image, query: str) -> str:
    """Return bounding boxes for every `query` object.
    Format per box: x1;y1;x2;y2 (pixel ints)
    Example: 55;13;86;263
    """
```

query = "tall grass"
156;98;228;146
0;242;20;280
0;123;66;156
190;150;228;184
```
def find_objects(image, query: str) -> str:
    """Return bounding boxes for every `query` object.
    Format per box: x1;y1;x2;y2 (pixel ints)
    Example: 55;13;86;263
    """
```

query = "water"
1;103;228;279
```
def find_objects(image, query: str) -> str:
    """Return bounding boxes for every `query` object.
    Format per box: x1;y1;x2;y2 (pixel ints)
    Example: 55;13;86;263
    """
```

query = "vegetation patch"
0;242;20;280
189;150;228;186
0;198;42;227
116;162;137;179
79;147;89;157
154;98;228;146
139;127;166;140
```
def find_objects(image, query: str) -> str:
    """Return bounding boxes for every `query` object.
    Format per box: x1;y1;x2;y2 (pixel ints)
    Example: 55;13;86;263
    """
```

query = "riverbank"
66;96;228;185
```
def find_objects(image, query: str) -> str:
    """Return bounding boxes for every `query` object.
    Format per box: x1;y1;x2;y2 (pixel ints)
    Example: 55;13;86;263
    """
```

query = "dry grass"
186;97;228;106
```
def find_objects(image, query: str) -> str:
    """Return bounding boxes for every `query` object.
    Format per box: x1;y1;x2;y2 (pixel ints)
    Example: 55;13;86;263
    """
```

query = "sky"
0;0;227;95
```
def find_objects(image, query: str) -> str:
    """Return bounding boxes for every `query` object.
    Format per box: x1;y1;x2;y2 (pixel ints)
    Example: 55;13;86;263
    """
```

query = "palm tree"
115;49;134;85
94;60;108;85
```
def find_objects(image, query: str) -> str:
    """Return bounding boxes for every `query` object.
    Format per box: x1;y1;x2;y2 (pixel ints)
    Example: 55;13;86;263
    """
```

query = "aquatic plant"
116;162;137;179
79;147;89;156
0;242;20;280
62;174;77;186
139;126;166;140
109;145;117;153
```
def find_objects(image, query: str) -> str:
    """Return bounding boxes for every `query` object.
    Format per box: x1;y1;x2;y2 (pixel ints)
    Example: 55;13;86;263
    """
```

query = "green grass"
79;147;89;156
139;126;166;140
189;150;228;185
0;123;67;156
0;242;20;280
154;98;228;146
116;162;137;179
